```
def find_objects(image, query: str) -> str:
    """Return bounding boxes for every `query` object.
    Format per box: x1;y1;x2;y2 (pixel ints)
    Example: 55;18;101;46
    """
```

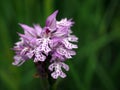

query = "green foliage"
0;0;120;90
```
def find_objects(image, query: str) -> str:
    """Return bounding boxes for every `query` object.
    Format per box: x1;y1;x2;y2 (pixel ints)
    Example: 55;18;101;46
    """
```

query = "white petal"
59;71;66;78
26;50;34;58
12;56;25;66
67;35;78;42
62;39;78;49
56;47;72;58
41;38;51;54
60;62;69;71
56;47;67;55
49;63;55;71
20;47;28;55
34;53;46;62
51;72;59;79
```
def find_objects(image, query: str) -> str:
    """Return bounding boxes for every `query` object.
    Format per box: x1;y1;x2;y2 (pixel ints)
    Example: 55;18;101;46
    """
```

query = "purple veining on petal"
45;10;58;31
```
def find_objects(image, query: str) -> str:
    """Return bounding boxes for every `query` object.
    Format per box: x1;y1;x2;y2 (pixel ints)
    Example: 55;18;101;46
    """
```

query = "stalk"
35;55;57;90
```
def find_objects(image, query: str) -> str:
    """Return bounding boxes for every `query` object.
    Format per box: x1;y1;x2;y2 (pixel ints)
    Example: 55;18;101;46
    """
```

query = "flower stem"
48;75;57;90
35;61;57;90
40;76;57;90
41;77;49;90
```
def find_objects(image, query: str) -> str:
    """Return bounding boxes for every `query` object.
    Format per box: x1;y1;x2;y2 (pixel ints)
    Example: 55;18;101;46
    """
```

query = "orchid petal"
46;10;58;30
19;23;36;37
33;24;42;37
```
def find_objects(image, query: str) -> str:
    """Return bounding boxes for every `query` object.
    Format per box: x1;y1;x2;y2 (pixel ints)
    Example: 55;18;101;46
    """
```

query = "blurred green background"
0;0;120;90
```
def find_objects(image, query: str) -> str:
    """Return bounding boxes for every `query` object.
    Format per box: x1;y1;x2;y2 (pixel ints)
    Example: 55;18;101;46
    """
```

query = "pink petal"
34;53;46;62
18;33;31;40
62;39;78;49
12;55;25;66
61;62;69;71
33;24;42;37
56;47;67;55
45;10;58;31
59;71;66;78
19;23;36;37
48;63;55;71
26;50;34;58
67;35;78;42
51;72;59;79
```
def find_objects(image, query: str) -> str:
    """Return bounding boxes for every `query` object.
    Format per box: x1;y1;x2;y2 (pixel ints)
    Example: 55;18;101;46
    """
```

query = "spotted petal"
34;53;46;62
60;62;69;71
56;47;72;58
49;61;69;79
62;39;78;49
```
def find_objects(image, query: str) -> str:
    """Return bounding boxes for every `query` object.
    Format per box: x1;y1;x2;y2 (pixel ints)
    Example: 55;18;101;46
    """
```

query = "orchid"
12;10;78;79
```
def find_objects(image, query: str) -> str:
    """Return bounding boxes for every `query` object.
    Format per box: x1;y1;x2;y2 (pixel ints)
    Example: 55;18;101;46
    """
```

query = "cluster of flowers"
12;10;78;79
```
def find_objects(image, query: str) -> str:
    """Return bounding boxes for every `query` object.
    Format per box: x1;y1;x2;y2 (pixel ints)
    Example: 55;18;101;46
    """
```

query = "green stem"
35;59;57;90
40;76;57;90
41;78;49;90
48;71;57;90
